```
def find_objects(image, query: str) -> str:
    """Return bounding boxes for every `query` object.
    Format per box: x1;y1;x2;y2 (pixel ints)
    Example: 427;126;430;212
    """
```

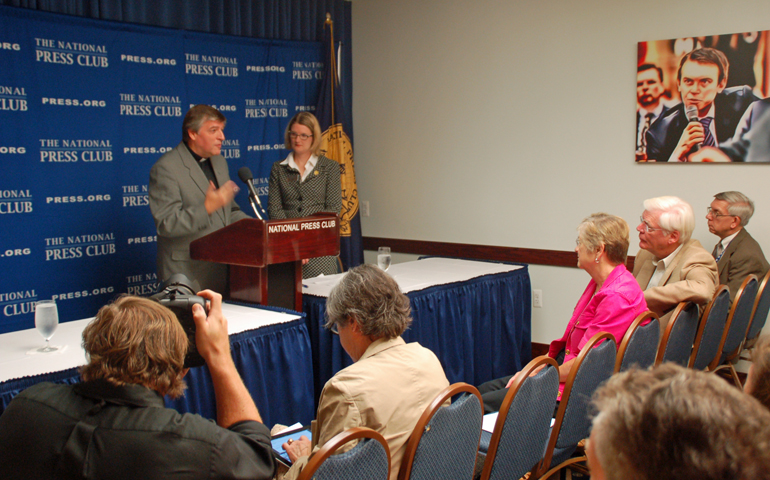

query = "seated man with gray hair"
282;264;449;480
707;191;769;299
633;196;718;327
586;363;770;480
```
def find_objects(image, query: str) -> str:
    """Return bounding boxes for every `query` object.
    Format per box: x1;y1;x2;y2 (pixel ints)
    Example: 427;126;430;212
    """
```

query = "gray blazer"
149;142;248;293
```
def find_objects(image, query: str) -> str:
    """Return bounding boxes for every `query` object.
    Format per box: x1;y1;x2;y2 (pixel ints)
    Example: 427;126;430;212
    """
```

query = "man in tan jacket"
633;196;718;328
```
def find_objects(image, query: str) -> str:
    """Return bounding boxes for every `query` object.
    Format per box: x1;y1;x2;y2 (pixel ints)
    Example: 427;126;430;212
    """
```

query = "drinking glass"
34;300;59;353
377;246;392;272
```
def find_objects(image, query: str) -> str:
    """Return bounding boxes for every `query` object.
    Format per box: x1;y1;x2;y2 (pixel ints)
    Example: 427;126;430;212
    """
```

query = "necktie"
714;242;724;262
639;113;654;153
700;118;716;147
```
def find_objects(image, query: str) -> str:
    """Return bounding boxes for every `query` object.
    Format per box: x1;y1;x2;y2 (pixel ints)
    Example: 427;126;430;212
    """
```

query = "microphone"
685;105;702;152
237;167;266;220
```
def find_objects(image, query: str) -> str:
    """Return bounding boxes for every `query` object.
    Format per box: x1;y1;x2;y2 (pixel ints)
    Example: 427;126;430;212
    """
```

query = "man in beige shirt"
633;196;718;327
283;264;449;480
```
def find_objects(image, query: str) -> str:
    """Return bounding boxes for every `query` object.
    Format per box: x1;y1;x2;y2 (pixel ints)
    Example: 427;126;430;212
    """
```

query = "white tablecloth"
0;302;300;383
302;257;524;298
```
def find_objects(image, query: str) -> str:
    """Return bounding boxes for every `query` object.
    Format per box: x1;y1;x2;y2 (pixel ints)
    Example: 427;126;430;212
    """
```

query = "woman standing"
268;112;341;278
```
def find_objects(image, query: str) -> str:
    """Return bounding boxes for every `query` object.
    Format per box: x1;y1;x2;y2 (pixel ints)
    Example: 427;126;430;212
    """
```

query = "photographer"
0;291;275;480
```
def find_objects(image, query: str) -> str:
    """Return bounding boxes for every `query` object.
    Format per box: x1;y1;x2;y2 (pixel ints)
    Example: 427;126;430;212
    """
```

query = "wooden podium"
190;213;340;311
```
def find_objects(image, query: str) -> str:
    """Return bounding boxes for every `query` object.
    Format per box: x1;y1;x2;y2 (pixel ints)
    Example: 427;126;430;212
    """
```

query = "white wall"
351;0;770;349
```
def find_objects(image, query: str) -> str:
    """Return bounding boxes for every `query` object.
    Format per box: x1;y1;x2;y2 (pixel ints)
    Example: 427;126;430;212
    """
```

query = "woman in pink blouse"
479;213;648;412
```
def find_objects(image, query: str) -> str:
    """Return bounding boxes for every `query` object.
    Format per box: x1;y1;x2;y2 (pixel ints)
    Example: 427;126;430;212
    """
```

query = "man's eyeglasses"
706;207;737;219
639;215;662;233
289;132;313;140
329;323;339;335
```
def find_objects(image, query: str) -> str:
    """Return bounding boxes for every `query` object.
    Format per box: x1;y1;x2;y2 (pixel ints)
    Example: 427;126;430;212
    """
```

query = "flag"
315;14;363;271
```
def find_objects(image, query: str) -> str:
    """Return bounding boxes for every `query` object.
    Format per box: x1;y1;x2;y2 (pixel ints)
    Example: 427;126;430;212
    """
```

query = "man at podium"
149;105;249;293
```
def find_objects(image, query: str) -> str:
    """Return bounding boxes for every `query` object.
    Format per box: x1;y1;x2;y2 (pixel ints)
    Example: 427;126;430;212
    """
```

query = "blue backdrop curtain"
0;0;353;140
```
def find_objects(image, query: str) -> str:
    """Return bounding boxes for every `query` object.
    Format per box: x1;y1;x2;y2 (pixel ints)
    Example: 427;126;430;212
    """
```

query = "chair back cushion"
550;336;616;467
747;272;770;342
486;364;559;480
720;276;759;362
660;302;699;366
691;288;731;370
618;316;659;372
313;437;390;480
407;392;482;480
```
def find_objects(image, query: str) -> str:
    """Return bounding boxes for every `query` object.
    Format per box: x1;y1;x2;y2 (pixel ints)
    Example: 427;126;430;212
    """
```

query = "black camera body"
150;274;206;368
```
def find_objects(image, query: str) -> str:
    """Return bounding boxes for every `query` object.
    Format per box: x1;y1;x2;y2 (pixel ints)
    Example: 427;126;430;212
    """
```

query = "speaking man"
645;48;757;162
707;191;769;298
0;291;275;480
636;63;670;160
150;105;249;292
633;196;718;327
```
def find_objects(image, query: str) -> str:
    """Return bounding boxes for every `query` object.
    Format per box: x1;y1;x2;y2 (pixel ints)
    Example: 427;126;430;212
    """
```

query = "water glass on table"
378;246;391;271
34;299;59;353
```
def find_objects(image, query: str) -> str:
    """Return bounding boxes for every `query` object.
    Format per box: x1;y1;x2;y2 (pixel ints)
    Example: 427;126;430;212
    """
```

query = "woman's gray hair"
325;264;412;339
577;213;630;266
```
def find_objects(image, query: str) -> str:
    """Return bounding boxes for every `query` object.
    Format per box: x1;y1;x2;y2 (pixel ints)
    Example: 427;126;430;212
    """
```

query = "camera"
150;274;206;368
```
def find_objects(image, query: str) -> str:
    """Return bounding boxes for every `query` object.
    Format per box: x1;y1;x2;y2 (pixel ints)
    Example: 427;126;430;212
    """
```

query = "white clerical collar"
280;152;318;182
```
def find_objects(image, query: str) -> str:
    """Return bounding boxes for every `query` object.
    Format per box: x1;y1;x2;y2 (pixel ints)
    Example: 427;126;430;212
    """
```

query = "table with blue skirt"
0;302;314;427
302;257;532;402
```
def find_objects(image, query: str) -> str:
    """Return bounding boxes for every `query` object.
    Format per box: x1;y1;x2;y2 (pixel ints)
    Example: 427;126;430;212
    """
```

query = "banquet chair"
398;383;483;480
532;332;617;479
710;275;759;386
654;301;699;366
689;285;731;370
742;270;770;355
297;427;390;480
478;356;560;480
615;311;660;372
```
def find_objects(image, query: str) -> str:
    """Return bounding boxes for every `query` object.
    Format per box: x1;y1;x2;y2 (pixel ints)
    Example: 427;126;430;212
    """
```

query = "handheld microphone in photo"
237;167;266;220
685;104;702;152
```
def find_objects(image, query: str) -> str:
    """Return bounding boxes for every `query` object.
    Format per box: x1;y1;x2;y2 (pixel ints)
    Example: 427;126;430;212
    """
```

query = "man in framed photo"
645;47;757;162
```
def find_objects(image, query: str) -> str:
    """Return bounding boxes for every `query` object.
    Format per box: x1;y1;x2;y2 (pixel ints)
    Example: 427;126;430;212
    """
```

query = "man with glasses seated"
633;196;718;328
706;191;769;300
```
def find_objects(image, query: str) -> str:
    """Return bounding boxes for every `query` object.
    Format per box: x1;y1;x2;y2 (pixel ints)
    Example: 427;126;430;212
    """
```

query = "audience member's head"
746;335;770;411
577;213;630;266
713;191;755;227
638;196;695;258
80;295;188;398
587;363;770;480
325;263;412;341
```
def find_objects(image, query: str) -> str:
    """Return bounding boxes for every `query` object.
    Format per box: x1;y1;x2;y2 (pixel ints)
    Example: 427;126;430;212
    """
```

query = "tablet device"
271;427;312;467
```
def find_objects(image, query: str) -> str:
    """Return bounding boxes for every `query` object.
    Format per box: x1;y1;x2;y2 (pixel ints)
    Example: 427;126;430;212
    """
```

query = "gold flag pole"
325;13;337;125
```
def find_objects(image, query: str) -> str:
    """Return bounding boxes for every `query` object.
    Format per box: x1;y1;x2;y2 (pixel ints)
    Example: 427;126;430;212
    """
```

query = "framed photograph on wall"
636;31;770;163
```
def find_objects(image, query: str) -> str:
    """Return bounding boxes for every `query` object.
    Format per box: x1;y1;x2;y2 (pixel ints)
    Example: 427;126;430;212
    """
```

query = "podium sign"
190;213;339;310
